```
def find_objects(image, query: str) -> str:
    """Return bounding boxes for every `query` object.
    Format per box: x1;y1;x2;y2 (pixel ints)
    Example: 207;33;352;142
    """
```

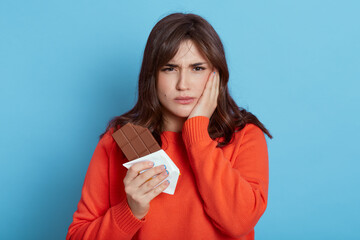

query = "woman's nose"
176;70;190;90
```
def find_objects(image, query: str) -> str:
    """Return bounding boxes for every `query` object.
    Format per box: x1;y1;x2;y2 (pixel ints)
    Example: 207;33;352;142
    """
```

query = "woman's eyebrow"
165;62;208;67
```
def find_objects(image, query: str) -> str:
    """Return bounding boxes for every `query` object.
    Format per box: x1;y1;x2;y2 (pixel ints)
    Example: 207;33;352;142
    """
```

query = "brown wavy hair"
100;12;272;146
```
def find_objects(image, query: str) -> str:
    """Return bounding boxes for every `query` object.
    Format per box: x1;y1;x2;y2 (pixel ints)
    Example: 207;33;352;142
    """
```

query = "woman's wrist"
182;116;212;144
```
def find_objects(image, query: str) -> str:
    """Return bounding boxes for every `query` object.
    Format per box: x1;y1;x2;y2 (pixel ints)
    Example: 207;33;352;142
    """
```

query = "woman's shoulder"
98;126;119;148
235;123;264;134
233;123;267;145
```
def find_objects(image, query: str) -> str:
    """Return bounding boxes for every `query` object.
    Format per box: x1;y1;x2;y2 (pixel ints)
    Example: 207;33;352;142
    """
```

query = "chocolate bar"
112;123;161;161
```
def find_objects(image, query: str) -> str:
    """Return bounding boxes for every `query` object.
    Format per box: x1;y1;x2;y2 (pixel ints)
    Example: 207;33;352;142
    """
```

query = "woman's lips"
174;97;195;104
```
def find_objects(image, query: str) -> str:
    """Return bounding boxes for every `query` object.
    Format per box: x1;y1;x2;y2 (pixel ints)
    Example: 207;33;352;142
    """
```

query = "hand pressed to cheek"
188;70;219;119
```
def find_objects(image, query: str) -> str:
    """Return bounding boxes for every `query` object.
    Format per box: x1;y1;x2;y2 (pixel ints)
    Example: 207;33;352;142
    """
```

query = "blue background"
1;0;359;239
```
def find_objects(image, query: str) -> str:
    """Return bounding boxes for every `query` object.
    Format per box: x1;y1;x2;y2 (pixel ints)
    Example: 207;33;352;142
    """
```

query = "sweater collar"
161;131;183;147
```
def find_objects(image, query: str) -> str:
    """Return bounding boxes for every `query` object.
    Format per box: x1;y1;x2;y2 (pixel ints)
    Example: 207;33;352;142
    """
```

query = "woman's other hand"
188;70;219;119
123;161;169;220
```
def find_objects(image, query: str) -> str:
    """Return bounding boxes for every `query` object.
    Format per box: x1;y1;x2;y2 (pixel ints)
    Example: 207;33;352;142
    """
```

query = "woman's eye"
194;67;205;71
162;67;175;72
161;66;205;72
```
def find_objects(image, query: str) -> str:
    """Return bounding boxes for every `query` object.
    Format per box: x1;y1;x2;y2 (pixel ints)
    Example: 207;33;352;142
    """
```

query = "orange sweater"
67;116;269;240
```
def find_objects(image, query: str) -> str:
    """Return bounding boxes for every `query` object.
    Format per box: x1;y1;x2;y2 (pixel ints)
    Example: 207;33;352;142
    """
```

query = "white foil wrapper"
122;150;180;195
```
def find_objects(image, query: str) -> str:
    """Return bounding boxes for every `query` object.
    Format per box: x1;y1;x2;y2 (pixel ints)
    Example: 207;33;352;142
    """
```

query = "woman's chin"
167;110;191;120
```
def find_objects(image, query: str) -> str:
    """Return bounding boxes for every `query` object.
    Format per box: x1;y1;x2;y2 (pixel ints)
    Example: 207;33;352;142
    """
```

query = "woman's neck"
162;115;187;132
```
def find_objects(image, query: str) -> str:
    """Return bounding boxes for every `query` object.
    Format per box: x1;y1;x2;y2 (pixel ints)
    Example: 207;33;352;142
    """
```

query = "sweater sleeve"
66;131;144;240
182;116;269;238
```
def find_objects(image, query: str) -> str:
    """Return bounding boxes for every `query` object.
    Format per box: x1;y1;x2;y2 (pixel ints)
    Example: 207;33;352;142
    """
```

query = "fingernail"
149;162;154;166
164;164;167;170
213;71;216;74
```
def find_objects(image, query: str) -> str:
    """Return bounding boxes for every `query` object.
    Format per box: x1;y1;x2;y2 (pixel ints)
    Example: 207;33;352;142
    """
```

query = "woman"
67;12;272;240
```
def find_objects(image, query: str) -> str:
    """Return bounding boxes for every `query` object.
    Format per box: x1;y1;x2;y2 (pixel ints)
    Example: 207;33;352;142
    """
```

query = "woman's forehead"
172;40;204;59
166;40;211;66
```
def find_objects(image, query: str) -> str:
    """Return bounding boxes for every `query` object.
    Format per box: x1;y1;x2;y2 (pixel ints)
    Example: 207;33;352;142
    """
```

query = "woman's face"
156;40;214;125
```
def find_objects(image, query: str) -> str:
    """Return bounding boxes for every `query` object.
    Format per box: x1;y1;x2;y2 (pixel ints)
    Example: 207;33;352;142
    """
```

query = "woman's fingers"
211;71;219;105
202;71;216;101
138;168;169;195
196;71;213;102
132;164;166;188
188;70;219;119
124;162;168;191
215;71;219;98
124;161;154;184
209;71;217;101
209;71;219;109
144;179;170;202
